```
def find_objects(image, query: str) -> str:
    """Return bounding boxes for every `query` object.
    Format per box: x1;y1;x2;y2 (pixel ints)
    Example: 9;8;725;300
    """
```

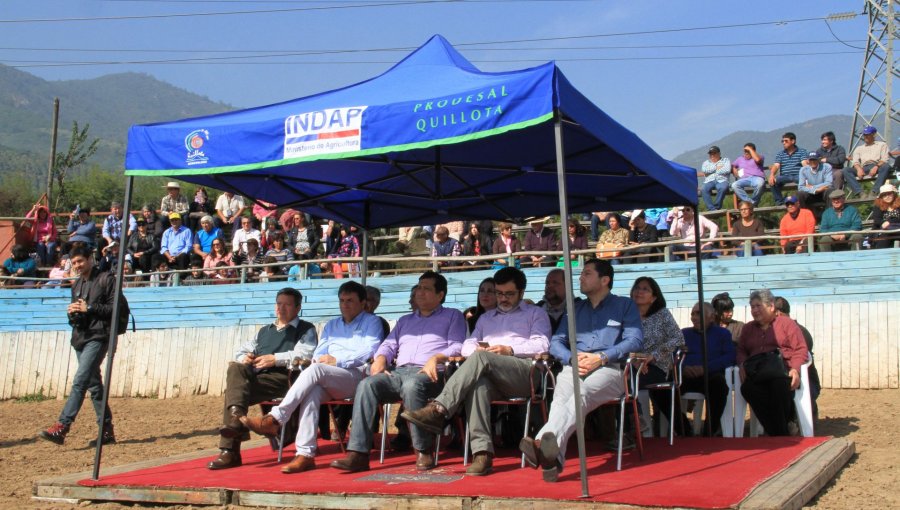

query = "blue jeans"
36;242;57;266
770;174;799;205
59;340;112;427
843;163;891;194
701;181;729;211
734;242;765;257
731;176;765;205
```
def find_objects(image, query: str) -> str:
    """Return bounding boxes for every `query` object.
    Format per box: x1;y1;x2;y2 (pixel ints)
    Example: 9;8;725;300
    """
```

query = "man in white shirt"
215;191;246;231
847;126;891;198
232;216;261;256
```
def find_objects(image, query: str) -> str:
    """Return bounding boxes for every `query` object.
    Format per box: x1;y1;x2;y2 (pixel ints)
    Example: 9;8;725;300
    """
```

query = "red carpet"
81;436;829;509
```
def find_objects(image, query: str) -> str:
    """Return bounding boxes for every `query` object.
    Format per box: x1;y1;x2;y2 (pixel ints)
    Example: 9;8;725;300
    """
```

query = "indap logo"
184;129;210;165
284;106;367;158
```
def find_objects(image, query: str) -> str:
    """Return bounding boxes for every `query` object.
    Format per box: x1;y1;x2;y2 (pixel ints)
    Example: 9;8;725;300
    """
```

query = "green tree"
51;121;100;213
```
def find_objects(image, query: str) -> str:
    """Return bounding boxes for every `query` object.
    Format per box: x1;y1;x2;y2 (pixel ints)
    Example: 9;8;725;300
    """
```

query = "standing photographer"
38;245;118;446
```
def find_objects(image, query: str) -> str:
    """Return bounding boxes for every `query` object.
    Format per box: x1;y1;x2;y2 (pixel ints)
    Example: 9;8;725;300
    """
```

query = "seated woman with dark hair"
712;292;744;342
4;244;37;286
630;276;684;435
730;201;765;257
738;288;808;436
491;222;520;268
463;277;497;334
461;222;492;267
264;232;294;274
232;237;264;281
597;213;629;264
204;238;234;277
287;211;320;260
558;218;587;266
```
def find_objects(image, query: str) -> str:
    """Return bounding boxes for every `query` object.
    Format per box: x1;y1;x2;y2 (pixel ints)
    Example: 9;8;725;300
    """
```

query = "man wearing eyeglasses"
731;143;767;206
779;196;816;254
768;132;809;206
402;266;551;476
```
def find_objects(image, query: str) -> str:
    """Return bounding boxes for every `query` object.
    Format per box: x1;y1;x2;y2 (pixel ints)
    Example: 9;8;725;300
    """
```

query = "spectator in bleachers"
4;244;37;283
597;213;629;263
668;207;718;260
395;226;421;253
287;211;320;260
438;221;465;241
259;217;280;252
233;237;264;281
182;260;208;286
431;225;461;268
326;224;361;278
464;277;496;333
67;207;97;249
264;231;293;274
232;216;261;258
779;196;816;254
871;183;900;249
121;261;139;288
203;238;233;277
44;255;71;288
559;218;587;265
127;218;158;275
159;182;190;230
712;292;745;342
768;132;809;206
140;205;163;238
797;151;833;210
818;189;862;252
630;277;684;436
681;302;734;436
700;146;732;211
258;256;284;283
97;241;120;273
818;131;847;191
589;211;608;242
101;201;137;252
160;213;192;270
773;296;820;421
213;261;237;284
627;210;660;263
731;201;765;257
192;215;224;262
25;204;58;266
848;126;891;199
462;222;493;267
492;222;520;268
731;143;767;206
252;200;278;230
522;217;558;267
149;258;172;287
364;285;391;339
738;289;808;437
188;186;216;232
214;191;246;232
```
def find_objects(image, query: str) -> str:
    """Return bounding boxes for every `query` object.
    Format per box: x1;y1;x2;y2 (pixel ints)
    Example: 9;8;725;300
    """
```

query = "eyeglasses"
495;291;519;299
786;203;798;207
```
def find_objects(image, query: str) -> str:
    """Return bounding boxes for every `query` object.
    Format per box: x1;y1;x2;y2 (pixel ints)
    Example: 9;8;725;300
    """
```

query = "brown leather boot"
401;403;446;435
281;455;316;474
416;451;436;471
207;446;242;470
240;414;280;437
465;452;493;476
329;451;371;473
219;405;247;439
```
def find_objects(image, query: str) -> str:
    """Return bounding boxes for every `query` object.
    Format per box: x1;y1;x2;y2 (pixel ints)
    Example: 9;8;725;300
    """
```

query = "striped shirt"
774;146;808;179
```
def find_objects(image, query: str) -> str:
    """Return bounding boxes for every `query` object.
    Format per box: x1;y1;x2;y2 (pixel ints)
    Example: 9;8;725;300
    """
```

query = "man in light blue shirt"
241;281;383;474
159;213;193;270
699;146;732;211
797;151;833;209
519;258;643;483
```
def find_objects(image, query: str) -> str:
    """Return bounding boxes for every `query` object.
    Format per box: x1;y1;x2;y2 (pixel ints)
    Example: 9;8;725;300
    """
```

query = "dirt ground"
1;388;897;510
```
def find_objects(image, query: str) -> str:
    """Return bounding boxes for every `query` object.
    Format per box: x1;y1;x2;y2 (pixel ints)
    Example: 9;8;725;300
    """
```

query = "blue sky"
0;0;868;158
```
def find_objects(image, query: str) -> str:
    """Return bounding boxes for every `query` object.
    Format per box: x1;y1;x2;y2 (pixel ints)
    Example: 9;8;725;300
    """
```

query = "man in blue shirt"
159;213;193;270
818;189;863;251
680;302;735;437
192;215;224;261
518;258;643;482
241;281;383;474
797;151;833;209
699;146;732;211
768;132;809;205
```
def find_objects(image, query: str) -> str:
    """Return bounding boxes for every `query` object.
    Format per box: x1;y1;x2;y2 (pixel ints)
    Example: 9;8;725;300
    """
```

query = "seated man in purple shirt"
731;143;767;206
330;271;466;473
403;267;551;476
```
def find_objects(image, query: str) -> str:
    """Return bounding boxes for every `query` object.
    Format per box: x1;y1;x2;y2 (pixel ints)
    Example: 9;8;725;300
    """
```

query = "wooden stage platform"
33;436;854;510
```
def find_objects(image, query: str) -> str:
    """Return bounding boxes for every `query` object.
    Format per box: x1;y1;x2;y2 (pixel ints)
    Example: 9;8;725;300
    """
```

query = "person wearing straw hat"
159;181;190;229
522;216;558;267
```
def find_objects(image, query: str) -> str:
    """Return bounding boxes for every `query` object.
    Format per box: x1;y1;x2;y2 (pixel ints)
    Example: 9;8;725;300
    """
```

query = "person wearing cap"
215;191;246;232
797;151;833;210
872;183;900;249
159;182;190;229
699;146;731;211
731;143;767;206
160;213;193;270
101;201;137;249
778;196;816;254
848;126;890;198
522;217;558;267
768;132;809;206
127;218;158;275
67;207;98;248
97;240;121;273
819;131;847;191
818;189;862;252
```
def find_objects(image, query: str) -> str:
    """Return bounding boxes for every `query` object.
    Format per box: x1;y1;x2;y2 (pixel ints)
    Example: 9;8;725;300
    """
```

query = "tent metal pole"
691;209;711;437
553;112;589;498
361;229;368;286
92;175;134;480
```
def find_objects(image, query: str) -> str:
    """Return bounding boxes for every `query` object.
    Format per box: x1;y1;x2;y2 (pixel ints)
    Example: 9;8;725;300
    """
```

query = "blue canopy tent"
99;35;710;492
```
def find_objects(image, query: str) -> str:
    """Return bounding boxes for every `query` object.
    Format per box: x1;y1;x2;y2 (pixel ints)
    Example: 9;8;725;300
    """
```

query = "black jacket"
69;269;117;349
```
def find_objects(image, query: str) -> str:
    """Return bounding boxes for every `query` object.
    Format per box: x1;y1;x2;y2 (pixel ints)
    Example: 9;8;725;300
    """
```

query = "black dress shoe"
207;449;242;470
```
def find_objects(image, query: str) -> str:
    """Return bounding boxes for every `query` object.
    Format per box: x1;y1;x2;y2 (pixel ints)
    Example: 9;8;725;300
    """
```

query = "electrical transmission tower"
849;0;899;150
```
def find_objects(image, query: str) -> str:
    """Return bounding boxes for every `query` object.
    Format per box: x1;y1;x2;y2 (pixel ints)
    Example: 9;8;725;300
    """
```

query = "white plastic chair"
742;355;814;438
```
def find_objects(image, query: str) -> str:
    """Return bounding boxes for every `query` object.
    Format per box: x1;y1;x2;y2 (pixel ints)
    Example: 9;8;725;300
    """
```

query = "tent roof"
126;35;697;229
